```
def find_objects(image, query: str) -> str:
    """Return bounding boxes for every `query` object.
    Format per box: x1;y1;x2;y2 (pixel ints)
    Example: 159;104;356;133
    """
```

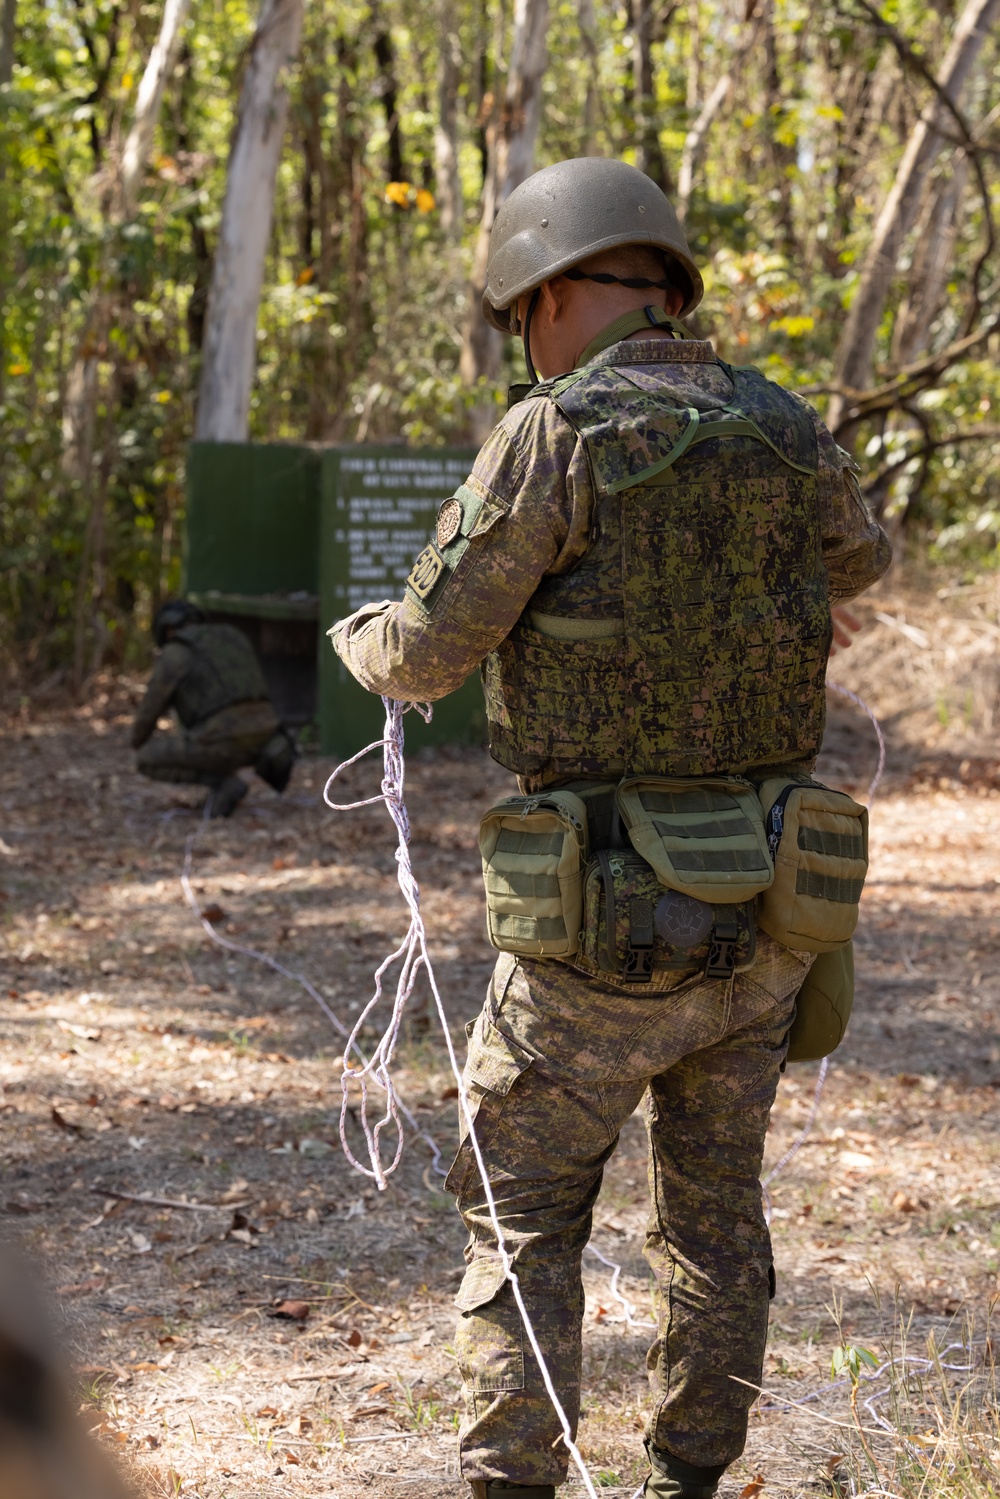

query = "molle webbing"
484;360;831;781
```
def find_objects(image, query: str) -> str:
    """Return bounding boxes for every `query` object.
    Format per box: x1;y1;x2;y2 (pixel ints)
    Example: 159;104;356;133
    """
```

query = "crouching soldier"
132;600;295;817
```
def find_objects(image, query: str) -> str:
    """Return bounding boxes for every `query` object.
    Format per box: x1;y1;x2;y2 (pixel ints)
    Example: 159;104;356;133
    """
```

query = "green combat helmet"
482;156;705;334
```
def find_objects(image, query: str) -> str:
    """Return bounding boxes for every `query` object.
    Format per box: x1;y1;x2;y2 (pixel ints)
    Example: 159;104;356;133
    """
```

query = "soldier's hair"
563;245;693;306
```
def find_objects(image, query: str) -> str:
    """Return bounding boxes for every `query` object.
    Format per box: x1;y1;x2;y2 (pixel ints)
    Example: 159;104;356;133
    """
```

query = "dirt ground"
1;582;998;1499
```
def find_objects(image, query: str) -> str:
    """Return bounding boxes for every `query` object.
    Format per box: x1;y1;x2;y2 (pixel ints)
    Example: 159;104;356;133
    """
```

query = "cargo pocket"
444;1012;534;1196
455;1254;524;1393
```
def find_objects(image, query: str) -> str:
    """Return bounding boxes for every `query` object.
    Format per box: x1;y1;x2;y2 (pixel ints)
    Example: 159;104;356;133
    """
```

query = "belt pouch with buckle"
572;848;756;983
479;790;589;958
757;778;868;951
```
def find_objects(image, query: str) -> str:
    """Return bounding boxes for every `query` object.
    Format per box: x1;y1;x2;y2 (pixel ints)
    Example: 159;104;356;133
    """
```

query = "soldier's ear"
539;277;565;324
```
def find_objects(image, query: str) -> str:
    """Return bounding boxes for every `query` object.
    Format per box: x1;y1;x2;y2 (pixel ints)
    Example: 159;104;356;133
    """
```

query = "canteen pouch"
616;776;774;904
573;848;757;986
757;778;868;952
479;790;589;958
786;943;855;1062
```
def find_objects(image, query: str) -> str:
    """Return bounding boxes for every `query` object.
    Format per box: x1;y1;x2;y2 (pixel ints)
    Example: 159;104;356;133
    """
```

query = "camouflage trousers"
136;702;280;788
446;936;807;1488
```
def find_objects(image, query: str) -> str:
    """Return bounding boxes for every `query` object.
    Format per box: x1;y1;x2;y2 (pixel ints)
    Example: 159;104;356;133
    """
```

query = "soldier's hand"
829;606;862;655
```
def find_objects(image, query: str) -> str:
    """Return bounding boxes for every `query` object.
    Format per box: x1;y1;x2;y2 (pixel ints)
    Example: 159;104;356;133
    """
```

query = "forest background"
1;0;998;690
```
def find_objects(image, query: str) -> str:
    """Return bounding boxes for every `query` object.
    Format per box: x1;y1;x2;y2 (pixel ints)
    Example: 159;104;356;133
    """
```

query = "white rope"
583;1242;656;1330
324;698;601;1499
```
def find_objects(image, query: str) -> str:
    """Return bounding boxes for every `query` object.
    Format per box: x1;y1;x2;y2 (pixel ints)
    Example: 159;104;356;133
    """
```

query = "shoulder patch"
407;543;446;601
436;497;463;548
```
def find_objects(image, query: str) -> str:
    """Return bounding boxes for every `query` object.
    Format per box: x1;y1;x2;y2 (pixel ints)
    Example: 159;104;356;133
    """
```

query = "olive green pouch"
616;776;774;904
757;778;868;952
479;791;589;958
573;848;757;986
786;943;854;1062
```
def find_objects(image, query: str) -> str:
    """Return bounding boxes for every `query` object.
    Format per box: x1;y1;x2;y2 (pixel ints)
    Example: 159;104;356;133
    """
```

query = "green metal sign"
317;446;486;758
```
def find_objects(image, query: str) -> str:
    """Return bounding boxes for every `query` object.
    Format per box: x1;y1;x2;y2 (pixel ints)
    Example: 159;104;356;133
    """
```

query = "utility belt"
478;774;868;989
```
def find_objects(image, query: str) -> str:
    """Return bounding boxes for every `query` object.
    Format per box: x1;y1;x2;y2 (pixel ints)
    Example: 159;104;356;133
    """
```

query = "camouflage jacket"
132;624;271;748
332;336;892;786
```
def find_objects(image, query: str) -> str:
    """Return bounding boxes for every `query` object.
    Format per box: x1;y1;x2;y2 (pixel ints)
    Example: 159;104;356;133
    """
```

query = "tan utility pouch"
479;791;589;958
757;778;868;952
616;777;774;904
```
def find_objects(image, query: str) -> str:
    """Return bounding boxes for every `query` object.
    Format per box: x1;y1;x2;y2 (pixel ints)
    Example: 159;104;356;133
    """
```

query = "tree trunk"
578;0;601;154
677;15;762;221
892;155;969;365
372;7;405;185
827;0;1000;437
0;0;15;86
761;0;797;260
194;0;305;443
119;0;192;219
459;0;550;436
434;0;463;238
677;72;730;221
633;0;669;191
685;0;700;111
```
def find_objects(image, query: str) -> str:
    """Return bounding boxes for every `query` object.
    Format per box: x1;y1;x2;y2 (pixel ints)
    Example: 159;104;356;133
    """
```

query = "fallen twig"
90;1187;247;1213
729;1376;887;1435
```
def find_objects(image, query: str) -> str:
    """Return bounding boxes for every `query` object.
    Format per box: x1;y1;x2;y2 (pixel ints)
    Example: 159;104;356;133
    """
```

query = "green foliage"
831;1342;880;1384
1;0;998;684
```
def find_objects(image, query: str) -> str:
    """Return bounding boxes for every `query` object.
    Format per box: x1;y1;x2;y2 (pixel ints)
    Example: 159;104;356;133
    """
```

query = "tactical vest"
171;624;270;729
483;356;832;780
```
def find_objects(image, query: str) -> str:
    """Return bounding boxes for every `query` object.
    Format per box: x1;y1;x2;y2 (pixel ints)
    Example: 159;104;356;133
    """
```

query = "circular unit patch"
436;498;463;548
654;890;715;949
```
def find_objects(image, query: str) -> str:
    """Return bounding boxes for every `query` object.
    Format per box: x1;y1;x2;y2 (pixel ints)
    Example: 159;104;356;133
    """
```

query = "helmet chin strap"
522;288;541;386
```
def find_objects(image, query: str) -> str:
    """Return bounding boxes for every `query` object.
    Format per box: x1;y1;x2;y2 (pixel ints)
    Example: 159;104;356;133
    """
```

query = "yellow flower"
769;315;815;338
415;188;436;214
384;181;412;207
153;390;172;404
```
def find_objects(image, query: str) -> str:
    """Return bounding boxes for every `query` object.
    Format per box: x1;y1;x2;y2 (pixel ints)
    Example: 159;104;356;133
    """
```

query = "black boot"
644;1442;726;1499
208;774;248;819
255;729;296;793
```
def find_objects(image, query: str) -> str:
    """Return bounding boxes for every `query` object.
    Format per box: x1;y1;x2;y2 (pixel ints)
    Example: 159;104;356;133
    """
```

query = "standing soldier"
133;600;295;817
331;159;891;1499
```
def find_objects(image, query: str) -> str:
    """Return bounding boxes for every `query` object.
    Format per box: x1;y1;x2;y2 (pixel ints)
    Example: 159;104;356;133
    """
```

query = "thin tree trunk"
677;13;762;222
194;0;305;443
761;0;797;259
678;72;730;221
578;0;601;153
827;0;1000;436
459;0;550;435
63;0;193;687
633;0;669;190
685;0;700;111
893;156;969;364
372;6;405;185
119;0;192;218
0;0;15;85
434;0;463;238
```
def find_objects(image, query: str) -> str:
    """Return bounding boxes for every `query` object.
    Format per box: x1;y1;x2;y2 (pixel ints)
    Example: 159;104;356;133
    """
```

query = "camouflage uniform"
333;334;891;1487
133;623;282;787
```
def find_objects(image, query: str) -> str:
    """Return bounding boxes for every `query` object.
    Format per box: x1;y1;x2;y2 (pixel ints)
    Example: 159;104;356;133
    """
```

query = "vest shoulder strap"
547;360;819;493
